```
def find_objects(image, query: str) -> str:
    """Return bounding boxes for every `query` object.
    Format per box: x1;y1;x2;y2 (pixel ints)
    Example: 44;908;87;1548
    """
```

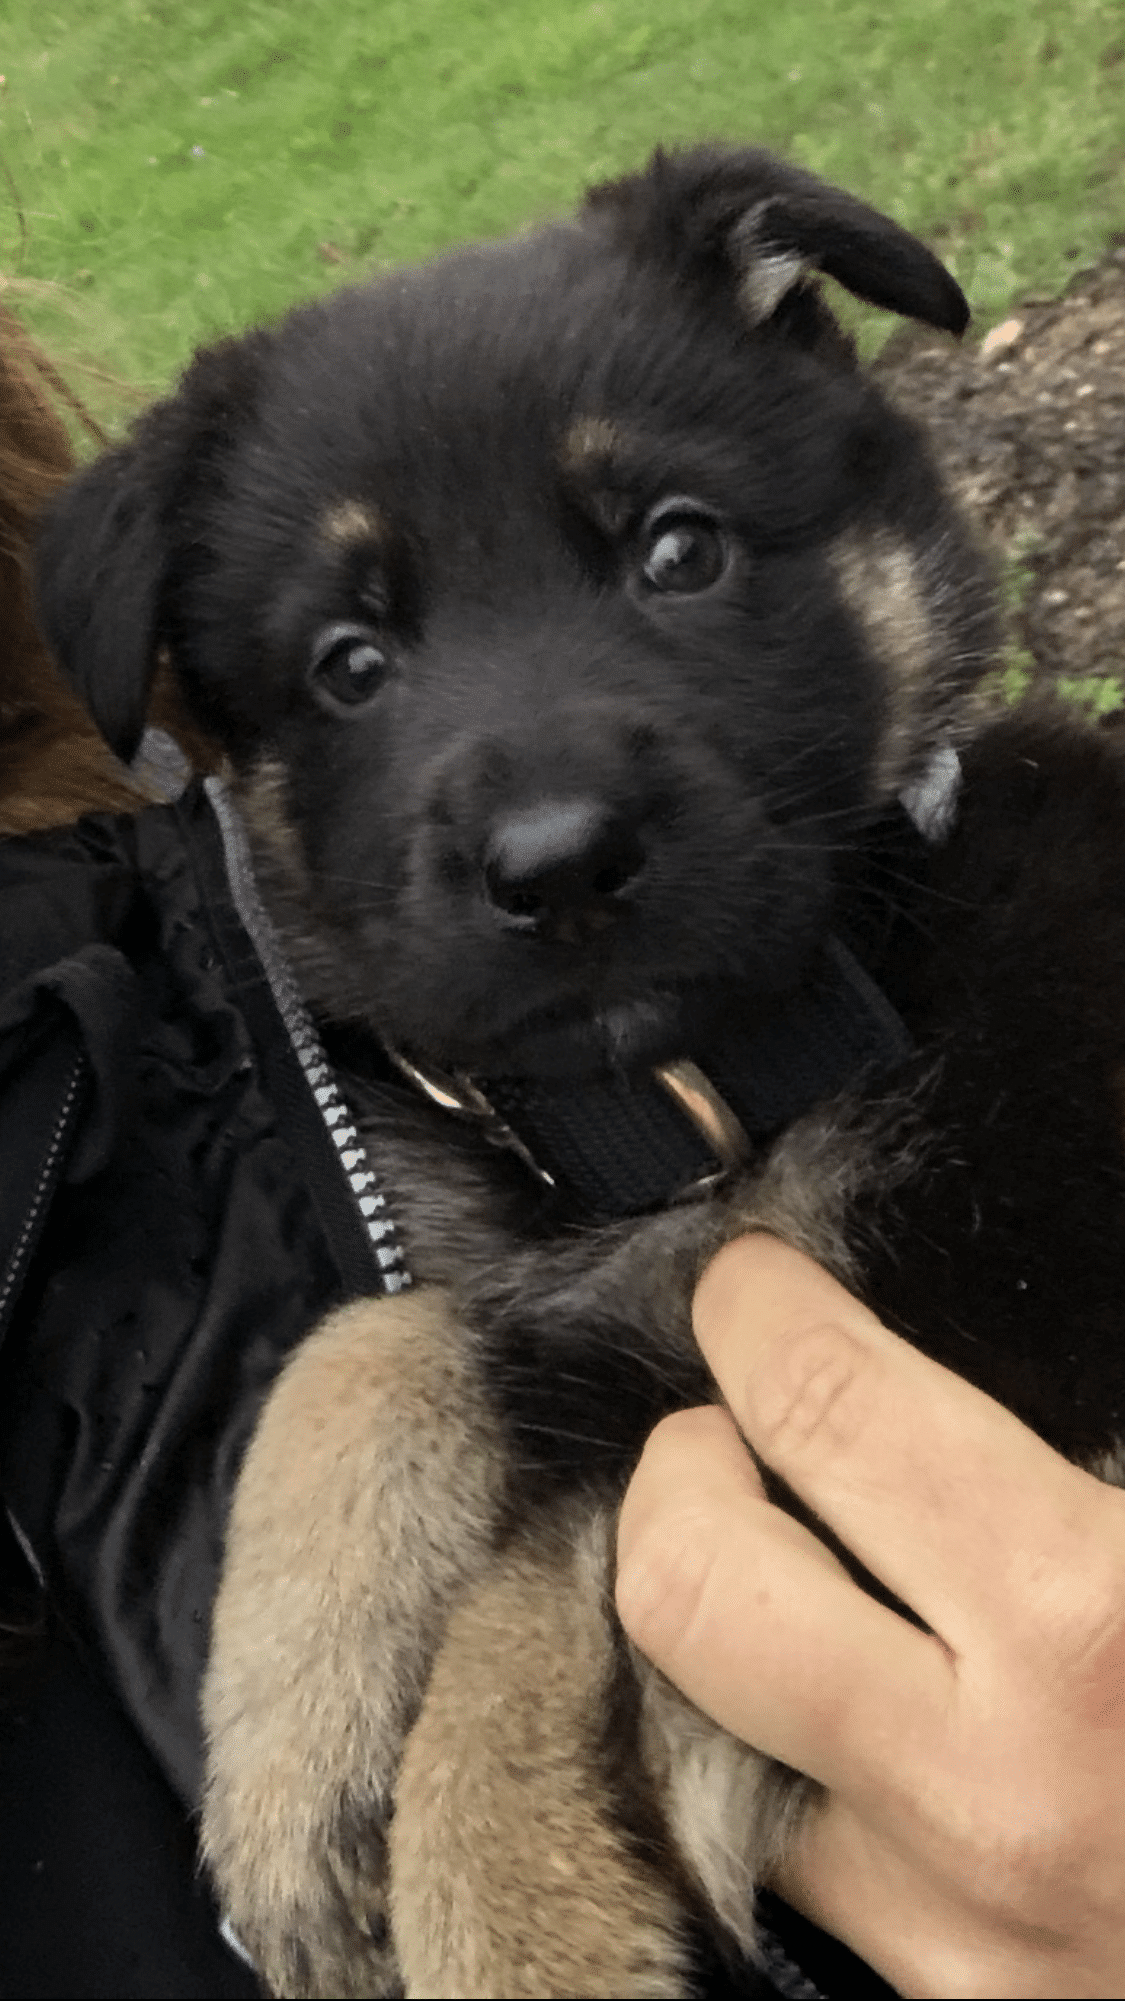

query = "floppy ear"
34;438;171;763
34;334;267;762
585;145;969;336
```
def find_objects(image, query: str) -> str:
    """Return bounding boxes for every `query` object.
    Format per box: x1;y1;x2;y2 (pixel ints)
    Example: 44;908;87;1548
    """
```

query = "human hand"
616;1235;1125;1998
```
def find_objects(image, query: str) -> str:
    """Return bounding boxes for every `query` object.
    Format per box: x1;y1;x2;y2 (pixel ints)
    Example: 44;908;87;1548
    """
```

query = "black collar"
388;922;916;1222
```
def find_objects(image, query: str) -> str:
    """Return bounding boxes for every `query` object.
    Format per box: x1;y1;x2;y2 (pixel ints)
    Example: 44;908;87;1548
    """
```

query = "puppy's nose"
482;798;645;938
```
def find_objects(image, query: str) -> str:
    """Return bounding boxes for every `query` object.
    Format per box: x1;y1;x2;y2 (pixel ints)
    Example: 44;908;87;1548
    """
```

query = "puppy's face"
38;149;994;1079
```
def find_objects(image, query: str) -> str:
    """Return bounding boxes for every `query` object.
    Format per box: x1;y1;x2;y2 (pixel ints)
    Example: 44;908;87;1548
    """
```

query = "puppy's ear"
585;145;968;336
34;439;169;763
34;334;267;762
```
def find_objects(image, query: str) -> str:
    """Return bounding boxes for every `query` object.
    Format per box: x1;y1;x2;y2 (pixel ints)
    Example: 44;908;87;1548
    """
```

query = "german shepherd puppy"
35;148;1125;1998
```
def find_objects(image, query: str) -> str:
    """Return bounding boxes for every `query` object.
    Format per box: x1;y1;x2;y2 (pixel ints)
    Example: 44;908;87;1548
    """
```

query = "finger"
692;1236;1123;1649
616;1403;953;1796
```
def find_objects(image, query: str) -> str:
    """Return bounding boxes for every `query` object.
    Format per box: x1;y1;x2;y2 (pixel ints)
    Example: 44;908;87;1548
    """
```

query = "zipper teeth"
0;1055;86;1335
204;776;411;1294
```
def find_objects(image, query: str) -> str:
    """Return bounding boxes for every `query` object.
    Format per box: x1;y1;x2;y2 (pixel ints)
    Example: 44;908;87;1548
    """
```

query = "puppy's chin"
492;995;687;1081
433;976;806;1083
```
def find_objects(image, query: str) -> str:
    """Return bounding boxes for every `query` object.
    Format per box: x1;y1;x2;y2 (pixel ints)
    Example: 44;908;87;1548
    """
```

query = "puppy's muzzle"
482;797;646;943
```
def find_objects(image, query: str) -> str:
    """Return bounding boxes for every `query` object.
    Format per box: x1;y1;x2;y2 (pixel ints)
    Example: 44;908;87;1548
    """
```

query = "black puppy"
36;147;1125;1998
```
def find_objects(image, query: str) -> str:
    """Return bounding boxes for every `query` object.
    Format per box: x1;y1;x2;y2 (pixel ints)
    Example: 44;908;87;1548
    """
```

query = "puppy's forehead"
245;223;868;560
271;227;736;454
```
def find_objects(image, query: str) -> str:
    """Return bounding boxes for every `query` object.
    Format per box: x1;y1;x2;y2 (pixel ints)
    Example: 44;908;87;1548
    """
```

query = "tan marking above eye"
559;418;638;536
320;499;386;549
559;416;622;474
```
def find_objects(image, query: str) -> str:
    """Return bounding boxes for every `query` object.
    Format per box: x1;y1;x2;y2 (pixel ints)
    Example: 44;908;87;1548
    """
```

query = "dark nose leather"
483;798;645;938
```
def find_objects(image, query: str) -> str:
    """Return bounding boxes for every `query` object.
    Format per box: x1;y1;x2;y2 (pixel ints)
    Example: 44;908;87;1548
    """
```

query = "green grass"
990;527;1124;714
1057;674;1125;716
3;0;1124;409
989;657;1125;714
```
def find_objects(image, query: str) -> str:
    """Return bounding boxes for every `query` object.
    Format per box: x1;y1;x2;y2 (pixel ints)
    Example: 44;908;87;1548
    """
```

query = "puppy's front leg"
389;1505;696;2000
202;1289;505;1999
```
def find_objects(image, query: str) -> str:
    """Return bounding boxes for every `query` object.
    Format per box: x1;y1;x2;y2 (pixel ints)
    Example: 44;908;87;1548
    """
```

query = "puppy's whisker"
759;727;863;784
303;870;397;894
593;1346;703;1398
512;1421;634;1453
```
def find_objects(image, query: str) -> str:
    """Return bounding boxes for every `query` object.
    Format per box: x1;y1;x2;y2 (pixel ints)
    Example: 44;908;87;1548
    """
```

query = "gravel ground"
876;239;1125;713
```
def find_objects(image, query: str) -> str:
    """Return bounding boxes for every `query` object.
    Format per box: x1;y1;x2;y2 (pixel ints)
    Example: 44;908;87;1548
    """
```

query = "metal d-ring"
383;1045;556;1187
653;1058;752;1175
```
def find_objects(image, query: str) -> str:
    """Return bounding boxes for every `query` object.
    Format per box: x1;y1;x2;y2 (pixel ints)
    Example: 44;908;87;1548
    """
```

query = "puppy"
35;147;1125;1998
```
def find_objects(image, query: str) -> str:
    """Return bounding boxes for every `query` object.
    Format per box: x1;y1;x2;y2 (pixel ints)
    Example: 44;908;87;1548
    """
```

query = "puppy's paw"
204;1779;400;1998
390;1508;696;1999
202;1288;506;1998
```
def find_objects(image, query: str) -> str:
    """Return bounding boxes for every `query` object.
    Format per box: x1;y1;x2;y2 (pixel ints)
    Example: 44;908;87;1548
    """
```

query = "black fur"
34;145;1125;1995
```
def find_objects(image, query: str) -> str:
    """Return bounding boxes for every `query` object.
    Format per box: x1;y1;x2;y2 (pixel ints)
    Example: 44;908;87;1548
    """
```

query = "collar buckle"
384;1045;558;1188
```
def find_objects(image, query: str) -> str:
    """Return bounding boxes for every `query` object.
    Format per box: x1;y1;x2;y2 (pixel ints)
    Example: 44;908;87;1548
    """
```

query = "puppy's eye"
309;624;388;710
641;504;727;595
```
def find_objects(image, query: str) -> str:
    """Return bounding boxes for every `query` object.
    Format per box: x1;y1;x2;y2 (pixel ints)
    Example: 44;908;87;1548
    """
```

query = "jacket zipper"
0;1047;88;1348
203;775;411;1294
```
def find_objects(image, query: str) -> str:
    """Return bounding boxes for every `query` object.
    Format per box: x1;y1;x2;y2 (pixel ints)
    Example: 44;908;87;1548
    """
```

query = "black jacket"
0;780;398;1807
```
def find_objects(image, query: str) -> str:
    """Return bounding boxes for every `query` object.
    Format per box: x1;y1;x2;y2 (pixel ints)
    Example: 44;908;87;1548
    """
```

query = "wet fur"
34;147;1125;1996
